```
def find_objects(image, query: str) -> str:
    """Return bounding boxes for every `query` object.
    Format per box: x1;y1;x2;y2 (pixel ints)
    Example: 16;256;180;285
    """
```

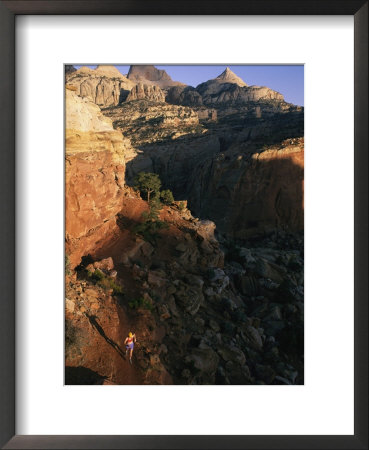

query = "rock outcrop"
196;81;284;106
166;86;204;106
65;88;131;267
66;65;135;107
126;83;166;102
127;65;185;89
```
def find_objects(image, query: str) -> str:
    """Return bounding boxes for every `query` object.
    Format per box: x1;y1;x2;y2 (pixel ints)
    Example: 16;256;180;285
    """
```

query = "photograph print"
65;64;304;385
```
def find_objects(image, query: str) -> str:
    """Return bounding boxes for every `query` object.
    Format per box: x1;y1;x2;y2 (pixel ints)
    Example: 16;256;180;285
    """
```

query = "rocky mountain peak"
127;65;185;89
215;67;247;87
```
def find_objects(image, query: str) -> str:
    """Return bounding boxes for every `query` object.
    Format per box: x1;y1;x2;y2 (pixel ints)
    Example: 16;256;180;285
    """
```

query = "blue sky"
73;65;304;106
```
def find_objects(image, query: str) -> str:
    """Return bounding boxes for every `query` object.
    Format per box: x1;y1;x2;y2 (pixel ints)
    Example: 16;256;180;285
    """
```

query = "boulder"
65;298;75;314
255;258;285;283
94;257;114;272
244;326;263;351
209;268;229;294
217;345;246;366
174;280;204;316
148;270;167;288
186;347;219;374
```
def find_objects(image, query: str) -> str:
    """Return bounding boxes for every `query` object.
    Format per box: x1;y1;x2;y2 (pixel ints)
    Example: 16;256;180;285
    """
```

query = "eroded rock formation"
66;65;135;107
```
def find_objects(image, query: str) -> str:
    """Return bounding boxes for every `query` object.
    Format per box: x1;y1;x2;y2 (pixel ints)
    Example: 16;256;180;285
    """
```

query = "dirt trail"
113;305;144;385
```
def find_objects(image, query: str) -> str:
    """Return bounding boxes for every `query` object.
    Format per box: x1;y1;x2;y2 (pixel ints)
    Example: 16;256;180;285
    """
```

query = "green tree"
133;196;168;244
160;189;174;205
133;172;161;203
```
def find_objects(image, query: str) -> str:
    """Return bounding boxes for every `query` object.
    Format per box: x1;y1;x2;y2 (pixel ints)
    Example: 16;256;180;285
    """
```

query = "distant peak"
95;65;125;78
215;67;247;87
127;65;185;88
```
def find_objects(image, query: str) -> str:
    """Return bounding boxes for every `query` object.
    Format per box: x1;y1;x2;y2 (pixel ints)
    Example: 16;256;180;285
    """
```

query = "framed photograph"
1;1;367;449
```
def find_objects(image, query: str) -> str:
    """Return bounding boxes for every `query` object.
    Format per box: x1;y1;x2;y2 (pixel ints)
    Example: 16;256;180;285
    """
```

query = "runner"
124;332;136;364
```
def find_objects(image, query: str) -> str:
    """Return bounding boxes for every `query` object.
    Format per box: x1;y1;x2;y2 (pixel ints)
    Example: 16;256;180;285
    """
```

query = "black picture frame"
0;1;367;449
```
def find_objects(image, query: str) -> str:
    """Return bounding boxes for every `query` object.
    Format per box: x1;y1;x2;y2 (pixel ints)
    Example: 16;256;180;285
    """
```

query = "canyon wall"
65;88;130;267
187;139;304;237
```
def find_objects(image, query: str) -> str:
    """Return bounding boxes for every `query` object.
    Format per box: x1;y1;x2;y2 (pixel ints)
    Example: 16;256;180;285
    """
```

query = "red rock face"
231;142;304;238
65;133;126;268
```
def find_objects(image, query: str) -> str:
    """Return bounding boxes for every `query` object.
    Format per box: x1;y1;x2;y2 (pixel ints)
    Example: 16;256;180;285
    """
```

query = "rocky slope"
66;189;303;385
66;65;135;107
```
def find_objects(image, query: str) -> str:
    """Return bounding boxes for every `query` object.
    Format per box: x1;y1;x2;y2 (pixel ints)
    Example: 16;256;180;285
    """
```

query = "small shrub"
133;196;168;245
88;269;104;281
148;196;162;217
65;319;78;348
65;255;71;276
128;297;153;311
178;201;186;211
87;270;123;296
160;189;174;205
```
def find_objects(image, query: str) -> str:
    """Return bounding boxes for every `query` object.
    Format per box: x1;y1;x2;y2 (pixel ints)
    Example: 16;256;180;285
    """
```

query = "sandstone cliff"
66;65;135;107
65;88;131;267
